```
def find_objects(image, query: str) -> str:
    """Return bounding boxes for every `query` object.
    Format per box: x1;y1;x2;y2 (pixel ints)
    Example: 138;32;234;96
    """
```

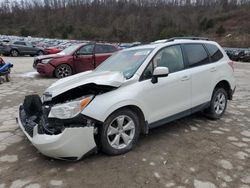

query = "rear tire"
100;109;140;155
205;87;228;120
54;64;72;78
37;50;44;56
10;50;19;57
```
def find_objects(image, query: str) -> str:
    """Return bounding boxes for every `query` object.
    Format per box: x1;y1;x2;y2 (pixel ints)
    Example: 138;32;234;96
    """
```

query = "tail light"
228;61;235;72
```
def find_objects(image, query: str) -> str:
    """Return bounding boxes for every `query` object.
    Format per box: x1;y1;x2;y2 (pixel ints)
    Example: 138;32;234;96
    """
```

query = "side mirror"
151;67;169;84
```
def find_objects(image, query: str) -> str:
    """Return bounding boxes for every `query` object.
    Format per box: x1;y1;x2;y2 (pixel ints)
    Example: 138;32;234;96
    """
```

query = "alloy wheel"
107;115;135;150
214;92;226;115
55;64;72;78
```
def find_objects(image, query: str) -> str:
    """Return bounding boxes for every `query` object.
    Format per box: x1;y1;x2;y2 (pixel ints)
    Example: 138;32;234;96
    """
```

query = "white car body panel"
45;70;125;97
18;39;236;160
17;112;96;160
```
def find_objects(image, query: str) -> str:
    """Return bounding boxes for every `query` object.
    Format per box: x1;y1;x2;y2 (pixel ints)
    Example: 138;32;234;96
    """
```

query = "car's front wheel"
54;64;72;78
206;87;228;119
100;109;140;155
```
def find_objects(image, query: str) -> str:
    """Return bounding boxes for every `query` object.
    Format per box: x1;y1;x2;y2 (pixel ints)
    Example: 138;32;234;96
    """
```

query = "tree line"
0;0;249;46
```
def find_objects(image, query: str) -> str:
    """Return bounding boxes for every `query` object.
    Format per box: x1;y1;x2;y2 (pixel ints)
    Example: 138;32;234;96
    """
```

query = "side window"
14;42;26;46
153;45;184;73
77;44;94;55
184;44;209;67
142;62;154;79
141;45;184;80
205;43;223;62
95;44;105;54
105;45;117;53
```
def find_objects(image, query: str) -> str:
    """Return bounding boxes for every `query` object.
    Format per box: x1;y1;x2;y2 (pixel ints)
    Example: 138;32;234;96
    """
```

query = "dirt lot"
0;57;250;188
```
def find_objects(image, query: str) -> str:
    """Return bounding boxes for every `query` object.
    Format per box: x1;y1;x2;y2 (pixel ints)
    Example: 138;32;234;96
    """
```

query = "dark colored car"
33;42;119;78
239;49;250;62
0;41;44;57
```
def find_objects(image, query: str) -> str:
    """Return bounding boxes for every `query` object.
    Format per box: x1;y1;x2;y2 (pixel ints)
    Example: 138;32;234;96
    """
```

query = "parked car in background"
33;42;119;78
239;49;250;62
119;42;141;49
44;47;62;55
0;41;44;57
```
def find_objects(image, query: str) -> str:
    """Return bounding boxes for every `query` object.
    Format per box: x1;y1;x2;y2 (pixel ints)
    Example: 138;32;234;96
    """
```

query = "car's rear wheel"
100;109;140;155
11;50;19;57
205;87;228;119
54;64;72;78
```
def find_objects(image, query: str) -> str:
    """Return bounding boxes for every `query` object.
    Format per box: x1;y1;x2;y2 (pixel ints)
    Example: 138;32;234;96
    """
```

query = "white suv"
18;37;236;160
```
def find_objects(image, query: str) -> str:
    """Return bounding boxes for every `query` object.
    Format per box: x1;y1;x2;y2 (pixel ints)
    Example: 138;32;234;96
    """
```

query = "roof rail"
166;37;209;42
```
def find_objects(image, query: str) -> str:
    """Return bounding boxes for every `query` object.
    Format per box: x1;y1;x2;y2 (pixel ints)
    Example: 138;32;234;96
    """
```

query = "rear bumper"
36;63;55;77
17;105;96;160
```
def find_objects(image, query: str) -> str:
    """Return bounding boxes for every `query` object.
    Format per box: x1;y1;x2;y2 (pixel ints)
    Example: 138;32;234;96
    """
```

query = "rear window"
205;43;223;62
184;44;210;67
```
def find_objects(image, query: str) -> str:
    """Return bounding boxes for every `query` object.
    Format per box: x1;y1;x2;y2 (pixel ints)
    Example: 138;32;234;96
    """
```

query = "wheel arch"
213;80;232;100
103;105;148;135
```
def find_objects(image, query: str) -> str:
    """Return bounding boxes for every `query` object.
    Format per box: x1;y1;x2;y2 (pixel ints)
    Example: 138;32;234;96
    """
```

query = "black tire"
5;73;10;82
100;109;140;155
54;64;72;78
37;50;44;56
10;49;19;57
205;87;228;120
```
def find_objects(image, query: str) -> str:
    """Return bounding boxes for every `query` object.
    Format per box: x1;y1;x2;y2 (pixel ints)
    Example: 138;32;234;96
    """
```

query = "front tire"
54;64;72;78
205;87;228;120
100;109;140;155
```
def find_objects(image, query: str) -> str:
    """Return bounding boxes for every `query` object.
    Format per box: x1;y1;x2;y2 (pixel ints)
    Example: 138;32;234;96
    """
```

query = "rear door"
25;42;37;55
13;41;28;54
94;44;116;67
74;44;95;73
183;43;216;109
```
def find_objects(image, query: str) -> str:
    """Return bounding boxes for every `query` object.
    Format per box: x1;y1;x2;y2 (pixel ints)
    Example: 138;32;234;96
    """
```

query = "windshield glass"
95;48;153;79
59;44;82;55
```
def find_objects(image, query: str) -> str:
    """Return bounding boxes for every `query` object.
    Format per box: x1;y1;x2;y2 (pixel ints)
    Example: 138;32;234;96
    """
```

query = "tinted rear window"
205;43;223;62
184;44;210;67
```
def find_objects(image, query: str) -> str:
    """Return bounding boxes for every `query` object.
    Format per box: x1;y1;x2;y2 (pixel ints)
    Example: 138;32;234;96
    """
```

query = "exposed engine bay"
20;83;117;137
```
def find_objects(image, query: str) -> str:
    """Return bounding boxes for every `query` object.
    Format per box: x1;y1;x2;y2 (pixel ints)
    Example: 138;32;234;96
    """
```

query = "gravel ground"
0;57;250;188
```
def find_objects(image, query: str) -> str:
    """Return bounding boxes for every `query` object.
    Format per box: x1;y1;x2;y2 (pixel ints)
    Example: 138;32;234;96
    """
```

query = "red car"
44;47;62;54
33;42;119;78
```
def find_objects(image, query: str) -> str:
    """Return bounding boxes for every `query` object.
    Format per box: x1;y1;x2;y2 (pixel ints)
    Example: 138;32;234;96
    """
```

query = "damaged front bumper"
17;105;97;161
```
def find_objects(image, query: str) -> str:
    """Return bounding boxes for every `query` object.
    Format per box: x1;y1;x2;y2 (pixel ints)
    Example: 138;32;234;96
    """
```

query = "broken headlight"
49;95;94;119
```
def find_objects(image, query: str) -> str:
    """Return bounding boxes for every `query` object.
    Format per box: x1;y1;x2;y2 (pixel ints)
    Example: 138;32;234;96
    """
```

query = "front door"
74;44;95;73
137;45;192;124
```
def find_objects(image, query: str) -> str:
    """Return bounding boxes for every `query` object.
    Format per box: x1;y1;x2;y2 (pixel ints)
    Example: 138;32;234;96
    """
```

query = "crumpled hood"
45;71;125;97
36;53;64;60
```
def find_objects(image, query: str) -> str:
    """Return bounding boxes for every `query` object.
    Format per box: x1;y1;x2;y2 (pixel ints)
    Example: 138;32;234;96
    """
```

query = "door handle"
210;67;217;72
181;76;190;81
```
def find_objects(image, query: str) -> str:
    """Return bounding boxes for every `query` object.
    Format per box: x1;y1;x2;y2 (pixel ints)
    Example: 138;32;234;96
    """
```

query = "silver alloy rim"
214;92;226;115
107;115;135;149
12;50;18;56
57;65;71;78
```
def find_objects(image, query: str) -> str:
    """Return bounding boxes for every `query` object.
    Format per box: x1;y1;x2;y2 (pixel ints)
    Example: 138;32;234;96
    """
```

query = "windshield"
59;44;82;55
95;48;153;79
